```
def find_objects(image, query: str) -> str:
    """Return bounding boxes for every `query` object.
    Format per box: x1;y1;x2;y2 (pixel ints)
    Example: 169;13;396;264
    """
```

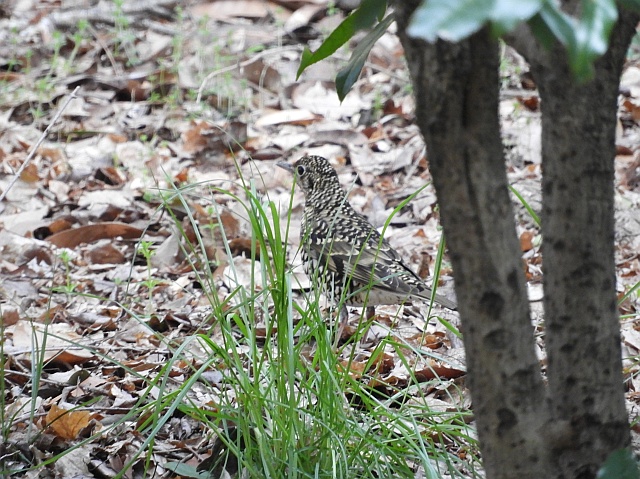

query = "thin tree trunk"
393;2;550;477
507;10;638;477
393;1;637;478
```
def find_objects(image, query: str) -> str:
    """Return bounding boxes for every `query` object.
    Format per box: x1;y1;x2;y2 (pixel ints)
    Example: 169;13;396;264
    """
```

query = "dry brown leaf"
46;223;144;248
95;167;127;186
219;210;241;237
623;98;640;121
517;95;540;112
338;359;367;378
182;120;247;154
20;163;40;182
8;320;95;365
86;243;127;264
47;217;76;234
1;307;21;327
38;147;64;163
520;230;535;252
182;121;218;153
242;58;282;92
46;405;92;440
229;238;258;258
414;361;466;381
369;352;395;374
406;332;445;350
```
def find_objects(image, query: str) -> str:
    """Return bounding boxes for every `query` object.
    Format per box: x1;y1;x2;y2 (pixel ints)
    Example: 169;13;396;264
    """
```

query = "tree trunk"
393;2;551;477
392;1;638;478
506;8;639;477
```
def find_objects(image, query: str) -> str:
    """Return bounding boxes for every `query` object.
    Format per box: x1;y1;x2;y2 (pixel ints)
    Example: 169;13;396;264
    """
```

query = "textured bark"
392;1;637;478
393;2;550;478
506;9;639;478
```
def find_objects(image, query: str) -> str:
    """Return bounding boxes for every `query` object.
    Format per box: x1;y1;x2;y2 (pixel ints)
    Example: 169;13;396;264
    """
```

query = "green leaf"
596;449;639;479
336;14;395;101
618;0;640;11
573;0;617;74
407;0;542;42
509;185;540;227
296;0;387;79
408;0;493;42
536;0;617;80
528;11;557;50
537;2;577;51
490;0;544;35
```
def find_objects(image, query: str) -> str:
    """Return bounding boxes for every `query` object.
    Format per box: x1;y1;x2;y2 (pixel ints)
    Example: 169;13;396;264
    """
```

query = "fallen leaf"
20;163;40;182
46;404;92;440
46;223;144;248
520;230;535;251
86;243;127;264
8;320;95;365
255;109;319;127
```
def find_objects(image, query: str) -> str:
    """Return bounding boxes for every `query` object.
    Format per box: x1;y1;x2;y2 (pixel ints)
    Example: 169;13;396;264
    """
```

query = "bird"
277;155;457;324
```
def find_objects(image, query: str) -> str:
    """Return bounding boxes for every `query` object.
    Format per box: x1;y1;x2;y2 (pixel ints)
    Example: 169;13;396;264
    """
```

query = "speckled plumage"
278;155;457;311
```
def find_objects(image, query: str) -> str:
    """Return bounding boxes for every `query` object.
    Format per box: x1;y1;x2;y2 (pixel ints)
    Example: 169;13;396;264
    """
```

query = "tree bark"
506;8;639;477
393;2;551;477
392;1;638;478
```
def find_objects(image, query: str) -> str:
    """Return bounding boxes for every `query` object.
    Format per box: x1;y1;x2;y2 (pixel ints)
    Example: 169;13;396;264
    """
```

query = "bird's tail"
420;291;457;311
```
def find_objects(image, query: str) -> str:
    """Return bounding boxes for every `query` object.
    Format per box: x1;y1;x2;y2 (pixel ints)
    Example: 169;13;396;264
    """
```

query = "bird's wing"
309;240;458;309
306;214;457;309
307;232;421;297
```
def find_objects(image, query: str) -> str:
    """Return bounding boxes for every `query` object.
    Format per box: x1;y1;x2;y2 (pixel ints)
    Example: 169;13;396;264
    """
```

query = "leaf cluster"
298;0;640;100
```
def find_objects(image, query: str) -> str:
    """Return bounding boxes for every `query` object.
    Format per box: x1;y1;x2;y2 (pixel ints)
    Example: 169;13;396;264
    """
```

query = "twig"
0;86;80;203
49;0;179;28
87;23;123;77
196;45;302;104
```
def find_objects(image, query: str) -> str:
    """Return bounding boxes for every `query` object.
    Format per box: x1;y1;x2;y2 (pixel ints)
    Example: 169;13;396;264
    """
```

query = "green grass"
0;162;479;478
151;167;479;478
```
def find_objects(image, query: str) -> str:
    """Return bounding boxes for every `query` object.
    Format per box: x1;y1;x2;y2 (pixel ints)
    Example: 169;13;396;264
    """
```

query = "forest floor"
1;1;640;478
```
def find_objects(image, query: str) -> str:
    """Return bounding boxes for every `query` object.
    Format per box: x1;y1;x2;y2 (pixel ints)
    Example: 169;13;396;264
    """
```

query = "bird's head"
277;155;341;197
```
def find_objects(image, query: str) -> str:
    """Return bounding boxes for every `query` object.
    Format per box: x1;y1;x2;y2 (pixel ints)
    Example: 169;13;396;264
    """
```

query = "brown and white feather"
278;155;457;311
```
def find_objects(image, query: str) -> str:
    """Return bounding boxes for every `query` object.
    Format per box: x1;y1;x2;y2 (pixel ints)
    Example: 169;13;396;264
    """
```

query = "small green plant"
171;6;185;67
112;0;138;65
23;48;33;73
1;164;478;477
33;77;55;103
371;88;384;121
136;240;163;311
49;30;65;78
509;185;541;227
53;249;77;294
498;40;525;89
63;20;90;73
245;44;266;55
137;164;479;478
619;280;640;308
327;0;338;16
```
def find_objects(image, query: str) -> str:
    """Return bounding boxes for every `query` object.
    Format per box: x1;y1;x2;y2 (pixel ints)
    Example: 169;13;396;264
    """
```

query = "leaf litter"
0;0;639;477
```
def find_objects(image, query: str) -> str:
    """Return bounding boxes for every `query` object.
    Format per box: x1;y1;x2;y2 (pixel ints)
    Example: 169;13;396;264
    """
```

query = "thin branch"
196;46;302;104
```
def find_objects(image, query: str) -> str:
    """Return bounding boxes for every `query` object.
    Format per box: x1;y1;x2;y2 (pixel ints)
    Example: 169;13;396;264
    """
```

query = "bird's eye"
296;165;306;176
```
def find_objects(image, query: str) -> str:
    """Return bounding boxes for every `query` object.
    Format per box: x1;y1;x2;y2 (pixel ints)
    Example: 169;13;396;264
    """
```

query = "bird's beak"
277;161;294;173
